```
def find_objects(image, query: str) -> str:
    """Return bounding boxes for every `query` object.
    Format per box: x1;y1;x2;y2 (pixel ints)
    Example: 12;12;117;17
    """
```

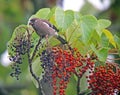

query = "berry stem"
30;38;42;61
26;29;43;95
77;76;80;95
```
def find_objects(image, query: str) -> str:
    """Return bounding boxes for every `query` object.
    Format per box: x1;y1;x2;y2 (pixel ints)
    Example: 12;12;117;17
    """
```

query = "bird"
28;18;67;44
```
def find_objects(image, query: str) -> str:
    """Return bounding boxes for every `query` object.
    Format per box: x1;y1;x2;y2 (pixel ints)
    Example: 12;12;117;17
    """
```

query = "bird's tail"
57;35;67;44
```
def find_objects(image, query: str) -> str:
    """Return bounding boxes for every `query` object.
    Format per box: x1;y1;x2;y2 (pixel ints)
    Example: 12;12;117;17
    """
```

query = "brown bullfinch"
29;18;67;44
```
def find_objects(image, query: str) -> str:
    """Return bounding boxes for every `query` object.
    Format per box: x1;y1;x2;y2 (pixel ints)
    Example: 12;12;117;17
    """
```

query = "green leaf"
97;47;109;62
8;25;27;42
64;10;74;29
72;38;87;55
100;33;109;47
64;20;91;54
91;44;109;62
55;7;74;30
65;20;81;43
96;19;111;36
66;76;77;95
80;15;97;44
55;7;64;29
49;37;61;46
32;8;51;19
32;57;43;76
89;30;101;45
98;19;111;28
7;25;27;55
74;12;82;22
80;72;89;92
103;29;116;47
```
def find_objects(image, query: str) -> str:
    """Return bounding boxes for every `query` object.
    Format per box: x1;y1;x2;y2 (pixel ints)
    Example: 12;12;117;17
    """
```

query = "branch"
77;77;80;95
30;38;42;61
76;65;91;95
26;29;43;95
0;84;27;95
107;57;120;61
108;49;119;54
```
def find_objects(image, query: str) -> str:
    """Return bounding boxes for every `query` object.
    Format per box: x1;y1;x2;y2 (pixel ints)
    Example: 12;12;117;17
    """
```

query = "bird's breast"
33;21;57;37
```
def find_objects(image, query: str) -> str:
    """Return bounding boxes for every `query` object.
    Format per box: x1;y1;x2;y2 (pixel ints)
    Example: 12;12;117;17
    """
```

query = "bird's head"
28;18;38;26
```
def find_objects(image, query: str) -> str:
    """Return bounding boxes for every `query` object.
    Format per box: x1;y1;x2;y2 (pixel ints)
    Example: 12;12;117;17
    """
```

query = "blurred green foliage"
0;0;34;95
0;0;33;53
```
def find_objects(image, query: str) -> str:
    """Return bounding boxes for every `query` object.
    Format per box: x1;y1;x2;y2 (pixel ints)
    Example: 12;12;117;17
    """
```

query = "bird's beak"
29;21;33;26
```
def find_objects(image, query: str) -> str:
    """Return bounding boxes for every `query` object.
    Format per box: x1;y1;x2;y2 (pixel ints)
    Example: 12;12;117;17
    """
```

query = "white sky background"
63;0;85;11
88;0;111;11
63;0;111;11
0;0;111;66
0;50;11;66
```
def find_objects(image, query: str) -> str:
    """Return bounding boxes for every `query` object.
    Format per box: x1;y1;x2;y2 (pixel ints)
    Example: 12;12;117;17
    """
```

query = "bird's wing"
41;19;59;32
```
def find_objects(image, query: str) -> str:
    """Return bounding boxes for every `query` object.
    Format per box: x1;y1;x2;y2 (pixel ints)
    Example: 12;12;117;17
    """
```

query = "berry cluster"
9;35;32;80
40;49;55;83
87;63;120;95
52;47;94;95
40;47;94;95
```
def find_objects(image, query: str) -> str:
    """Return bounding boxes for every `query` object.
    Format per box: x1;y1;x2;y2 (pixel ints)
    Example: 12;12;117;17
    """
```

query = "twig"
77;76;80;95
26;28;43;95
108;49;119;54
108;52;119;55
30;38;42;61
107;57;120;61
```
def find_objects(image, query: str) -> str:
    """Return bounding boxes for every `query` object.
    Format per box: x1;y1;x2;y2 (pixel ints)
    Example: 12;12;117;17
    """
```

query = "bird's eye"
30;18;37;23
29;18;37;25
29;20;34;25
30;19;35;22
